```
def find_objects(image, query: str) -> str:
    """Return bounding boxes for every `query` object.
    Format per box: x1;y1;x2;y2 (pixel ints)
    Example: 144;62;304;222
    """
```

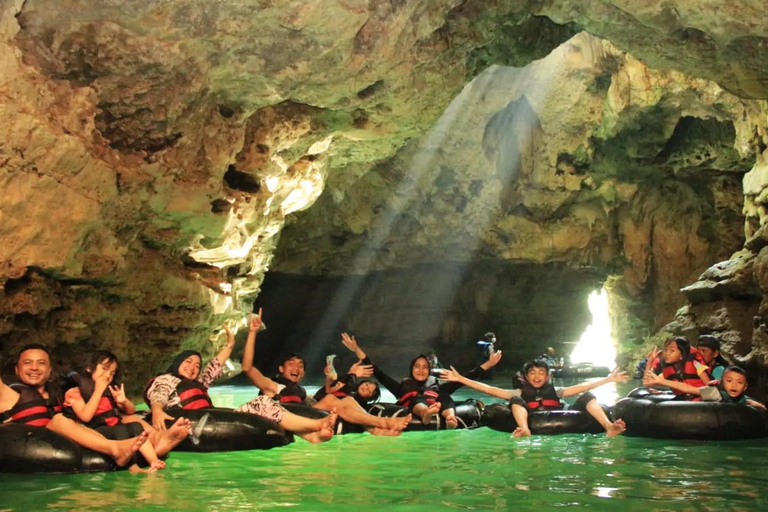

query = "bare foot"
149;459;166;471
367;427;402;436
384;413;412;431
444;414;458;430
512;427;531;438
605;419;626;437
113;431;149;467
155;417;192;456
319;409;338;433
421;402;441;425
128;464;153;474
300;430;333;443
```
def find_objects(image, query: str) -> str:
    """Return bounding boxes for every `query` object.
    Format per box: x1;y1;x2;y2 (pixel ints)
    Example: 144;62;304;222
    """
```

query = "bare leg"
442;407;458;429
47;414;147;467
279;408;338;436
585;399;626;437
314;396;411;431
510;404;531;438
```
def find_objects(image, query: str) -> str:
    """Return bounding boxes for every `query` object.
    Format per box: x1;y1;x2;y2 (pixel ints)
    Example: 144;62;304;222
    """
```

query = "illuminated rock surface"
1;1;767;383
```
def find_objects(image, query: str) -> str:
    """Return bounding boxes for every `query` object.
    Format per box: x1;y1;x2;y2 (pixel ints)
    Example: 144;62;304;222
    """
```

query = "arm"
340;333;402;395
109;384;136;415
214;324;237;366
241;310;280;396
746;398;767;410
439;350;503;394
145;375;178;431
561;368;629;398
439;366;516;400
68;374;112;423
642;370;702;396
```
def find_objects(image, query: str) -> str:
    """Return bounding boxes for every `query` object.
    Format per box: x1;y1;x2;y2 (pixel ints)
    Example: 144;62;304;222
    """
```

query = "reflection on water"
2;383;768;511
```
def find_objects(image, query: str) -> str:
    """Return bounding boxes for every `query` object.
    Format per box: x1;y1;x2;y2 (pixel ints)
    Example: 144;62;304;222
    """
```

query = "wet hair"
356;379;381;403
279;353;305;368
87;350;121;383
523;359;550;375
722;365;747;379
664;336;691;359
165;350;202;378
409;354;432;380
16;343;49;362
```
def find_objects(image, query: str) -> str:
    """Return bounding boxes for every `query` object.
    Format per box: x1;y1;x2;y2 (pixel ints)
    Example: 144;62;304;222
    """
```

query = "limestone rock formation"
1;0;767;382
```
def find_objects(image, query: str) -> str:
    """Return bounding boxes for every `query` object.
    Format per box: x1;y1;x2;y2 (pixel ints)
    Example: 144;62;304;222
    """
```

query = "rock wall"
1;1;768;382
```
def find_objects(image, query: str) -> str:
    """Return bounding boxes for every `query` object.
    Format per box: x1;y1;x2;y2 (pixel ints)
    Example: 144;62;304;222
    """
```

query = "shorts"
234;395;285;423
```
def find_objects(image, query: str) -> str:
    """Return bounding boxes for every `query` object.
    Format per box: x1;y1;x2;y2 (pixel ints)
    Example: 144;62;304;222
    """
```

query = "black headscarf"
165;350;202;378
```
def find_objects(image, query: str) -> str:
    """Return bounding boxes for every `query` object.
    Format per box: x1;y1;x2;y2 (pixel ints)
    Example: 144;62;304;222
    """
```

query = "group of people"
1;313;765;473
641;334;765;408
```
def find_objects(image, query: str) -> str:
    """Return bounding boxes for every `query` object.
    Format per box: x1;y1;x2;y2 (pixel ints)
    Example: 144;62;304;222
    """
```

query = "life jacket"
519;380;562;410
397;376;440;409
268;375;307;404
176;378;214;409
61;372;120;427
0;383;61;427
660;348;707;397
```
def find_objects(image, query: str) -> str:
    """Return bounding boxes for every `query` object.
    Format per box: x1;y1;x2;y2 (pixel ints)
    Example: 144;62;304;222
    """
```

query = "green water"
2;382;768;511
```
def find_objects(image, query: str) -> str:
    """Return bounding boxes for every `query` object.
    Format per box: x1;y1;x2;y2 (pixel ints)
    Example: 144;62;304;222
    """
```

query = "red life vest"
519;381;562;410
0;383;61;427
659;348;707;398
62;373;120;427
266;375;307;404
176;379;214;409
397;376;440;408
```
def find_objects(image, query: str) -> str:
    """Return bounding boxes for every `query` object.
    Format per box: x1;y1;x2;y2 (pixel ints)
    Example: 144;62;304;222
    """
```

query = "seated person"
441;359;628;438
62;350;191;472
696;335;729;380
643;336;711;399
313;359;381;409
652;365;766;409
0;344;147;468
343;333;501;428
144;320;337;443
242;311;411;436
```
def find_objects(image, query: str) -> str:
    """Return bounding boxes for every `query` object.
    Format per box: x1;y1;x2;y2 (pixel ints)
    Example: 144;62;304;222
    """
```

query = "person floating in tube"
476;332;497;379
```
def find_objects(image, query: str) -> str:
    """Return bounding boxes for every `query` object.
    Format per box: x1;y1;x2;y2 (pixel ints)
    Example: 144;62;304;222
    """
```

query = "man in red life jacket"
0;344;147;467
643;336;711;399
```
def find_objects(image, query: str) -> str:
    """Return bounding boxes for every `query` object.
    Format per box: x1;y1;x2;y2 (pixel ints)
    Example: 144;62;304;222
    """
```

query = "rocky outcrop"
1;1;768;382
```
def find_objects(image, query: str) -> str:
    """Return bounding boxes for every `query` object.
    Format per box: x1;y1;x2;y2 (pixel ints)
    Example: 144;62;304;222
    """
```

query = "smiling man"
0;344;147;467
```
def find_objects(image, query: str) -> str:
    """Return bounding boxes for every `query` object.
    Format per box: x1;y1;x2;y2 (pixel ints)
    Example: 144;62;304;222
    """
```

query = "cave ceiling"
1;0;768;376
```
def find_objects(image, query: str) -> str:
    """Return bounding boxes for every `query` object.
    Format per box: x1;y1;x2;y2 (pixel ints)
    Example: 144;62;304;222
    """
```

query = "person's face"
178;355;202;380
722;370;747;398
411;357;430;381
698;347;719;365
526;367;549;388
357;381;378;399
662;341;683;364
279;357;305;383
91;359;118;384
15;349;51;389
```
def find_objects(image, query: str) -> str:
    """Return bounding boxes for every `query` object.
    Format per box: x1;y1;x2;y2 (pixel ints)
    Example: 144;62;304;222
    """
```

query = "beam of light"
570;288;616;369
303;53;566;367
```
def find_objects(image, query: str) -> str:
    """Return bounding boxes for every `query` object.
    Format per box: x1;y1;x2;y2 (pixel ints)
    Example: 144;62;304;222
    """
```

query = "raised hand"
608;368;629;384
643;370;664;387
249;308;263;333
349;361;374;378
341;333;359;352
93;371;112;393
439;366;463;382
109;383;127;404
483;350;502;369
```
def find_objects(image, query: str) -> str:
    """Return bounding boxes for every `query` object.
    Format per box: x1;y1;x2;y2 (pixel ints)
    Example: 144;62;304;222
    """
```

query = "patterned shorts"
234;395;284;423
